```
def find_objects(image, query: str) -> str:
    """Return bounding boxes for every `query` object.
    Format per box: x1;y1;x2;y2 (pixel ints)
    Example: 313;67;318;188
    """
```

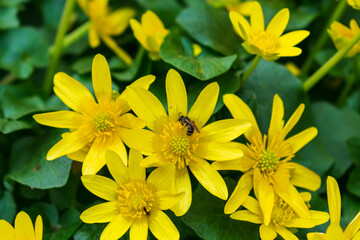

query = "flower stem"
241;55;261;85
301;0;347;76
303;30;360;92
44;0;76;95
337;57;359;106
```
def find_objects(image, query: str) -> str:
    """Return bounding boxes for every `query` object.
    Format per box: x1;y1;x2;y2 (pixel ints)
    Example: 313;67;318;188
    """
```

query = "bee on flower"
121;69;252;216
0;211;43;240
213;94;320;225
33;54;154;175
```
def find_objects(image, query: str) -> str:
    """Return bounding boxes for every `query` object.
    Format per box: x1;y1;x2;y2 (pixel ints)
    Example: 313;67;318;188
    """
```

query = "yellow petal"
130;19;148;50
307;233;327;240
281;103;305;138
290;163;321;191
14;211;35;240
92;54;112;104
225;172;253;214
327;176;342;224
34;215;42;240
223;94;262;142
89;25;100;48
212;157;256;172
279;30;310;48
130;75;156;89
76;0;88;14
326;223;345;240
88;0;108;20
285;127;318;154
140;153;168;168
260;224;277;240
243;196;261;215
284;210;329;228
229;11;251;39
255;170;274;225
266;8;289;37
189;156;228;200
200;119;251;142
33;111;83;129
108;129;128;166
82;143;106;175
81;175;118;201
105;150;129;185
171;168;192;216
130;217;148;240
129;149;146;181
147;163;175;191
188;82;219;129
117;113;146;129
230;210;263;224
166;69;188;122
54;72;96;113
148;209;179;240
102;8;135;35
141;10;167;36
67;150;87;162
121;129;161;153
0;220;15;240
46;130;88;160
80;202;119;223
268;94;285;146
194;142;244;161
125;86;168;133
101;35;132;65
157;191;185;210
277;47;302;57
352;231;360;240
274;225;298;240
344;211;360;239
250;1;264;32
100;214;133;240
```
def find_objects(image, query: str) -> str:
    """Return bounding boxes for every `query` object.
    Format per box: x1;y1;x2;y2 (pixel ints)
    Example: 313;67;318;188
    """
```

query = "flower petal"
266;8;289;37
327;176;342;224
108;129;128;166
260;224;277;240
140;153;168;168
92;54;112;104
130;19;148;50
148;210;179;240
33;111;83;129
157;191;185;210
171;168;192;216
54;72;96;113
285;127;318;154
100;214;133;240
89;25;100;48
129;149;146;181
117;113;146;129
105;150;129;185
0;220;15;240
147;163;175;191
290;163;321;191
15;211;35;240
345;211;360;239
101;35;132;65
194;142;244;161
268;94;284;146
81;175;118;201
188;82;219;129
102;8;135;35
278;30;310;47
130;217;148;240
121;129;162;153
34;215;42;240
200;119;251;143
229;11;251;39
225;172;253;214
277;47;302;57
251;1;264;32
281;103;305;138
326;223;345;240
82;143;106;175
189;156;228;200
125;86;168;133
275;225;298;240
166;69;188;122
230;210;263;224
80;202;119;223
243;196;261;215
212;157;256;172
307;233;327;240
254;169;274;226
284;210;329;228
142;10;167;36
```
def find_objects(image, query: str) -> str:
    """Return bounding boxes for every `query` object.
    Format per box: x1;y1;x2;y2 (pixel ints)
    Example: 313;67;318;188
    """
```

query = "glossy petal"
225;172;253;214
255;170;274;225
281;103;305;138
130;217;148;240
105;150;129;185
15;211;35;240
100;214;133;240
307;233;327;240
89;25;100;48
82;142;106;175
194;142;244;161
130;19;148;50
285;127;318;154
129;149;145;181
250;1;264;32
327;176;342;224
166;69;188;122
260;224;277;240
103;8;135;35
212;157;256;172
229;11;251;39
140;153;167;168
118;114;146;129
80;202;119;223
147;163;175;191
345;211;360;239
230;210;263;224
284;210;329;228
326;223;345;240
279;30;310;47
121;129;161;153
277;47;302;57
290;163;321;191
108;129;128;166
266;8;289;37
243;196;261;215
92;54;112;104
0;220;15;240
142;10;167;36
171;168;192;216
148;210;179;240
81;175;118;201
188;82;219;129
275;225;298;240
34;215;42;240
33;111;83;129
157;191;185;210
268;94;284;145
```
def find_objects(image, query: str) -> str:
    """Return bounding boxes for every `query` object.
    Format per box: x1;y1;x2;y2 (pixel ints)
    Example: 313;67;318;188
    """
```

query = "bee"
178;115;199;136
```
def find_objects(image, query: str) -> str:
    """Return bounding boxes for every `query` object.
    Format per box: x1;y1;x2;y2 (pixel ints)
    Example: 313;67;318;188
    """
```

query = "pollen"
248;31;279;54
93;112;115;133
117;181;155;219
257;150;280;170
271;196;296;226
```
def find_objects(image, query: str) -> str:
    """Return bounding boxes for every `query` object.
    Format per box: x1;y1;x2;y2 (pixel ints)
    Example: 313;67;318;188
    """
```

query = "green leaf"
0;118;31;134
7;130;72;189
0;191;16;222
160;30;237;80
0;0;28;7
0;7;19;29
176;0;239;55
46;208;82;240
346;137;360;197
342;193;360;228
74;223;107;240
72;56;93;75
0;27;49;79
182;177;259;240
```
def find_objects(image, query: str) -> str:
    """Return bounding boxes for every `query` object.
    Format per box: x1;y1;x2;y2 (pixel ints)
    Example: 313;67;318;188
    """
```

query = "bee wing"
192;121;200;133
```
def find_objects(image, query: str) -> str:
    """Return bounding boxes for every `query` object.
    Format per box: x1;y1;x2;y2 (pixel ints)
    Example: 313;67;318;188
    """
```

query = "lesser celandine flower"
231;193;329;240
77;0;135;65
307;176;360;240
121;69;251;216
130;10;169;60
229;1;310;61
0;211;43;240
347;0;360;10
81;149;184;240
213;94;320;225
33;54;154;175
328;20;360;57
207;0;255;16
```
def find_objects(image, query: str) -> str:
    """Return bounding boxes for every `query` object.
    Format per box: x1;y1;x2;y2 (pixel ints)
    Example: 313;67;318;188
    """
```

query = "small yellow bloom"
229;1;310;61
213;94;320;225
77;0;135;64
130;10;169;60
207;0;255;16
347;0;360;10
285;62;301;76
81;149;183;240
33;54;155;175
328;19;360;57
231;193;329;240
0;211;43;240
307;176;360;240
192;43;202;57
121;69;252;216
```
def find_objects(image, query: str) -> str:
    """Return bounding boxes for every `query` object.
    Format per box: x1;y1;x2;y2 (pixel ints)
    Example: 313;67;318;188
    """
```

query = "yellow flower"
81;149;184;240
33;54;155;175
328;20;360;57
121;69;252;216
129;10;169;60
285;62;301;77
213;94;320;225
0;211;43;240
77;0;135;65
207;0;255;16
229;1;310;61
231;193;329;240
307;176;360;240
347;0;360;10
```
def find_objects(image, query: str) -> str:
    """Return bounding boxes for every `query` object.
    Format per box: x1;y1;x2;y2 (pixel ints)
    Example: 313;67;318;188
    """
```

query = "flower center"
248;31;279;53
160;121;199;169
117;182;155;219
258;150;280;170
93;112;115;133
271;196;296;226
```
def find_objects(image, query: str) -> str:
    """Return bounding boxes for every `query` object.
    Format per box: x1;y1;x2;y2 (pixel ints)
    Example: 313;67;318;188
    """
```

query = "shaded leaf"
0;191;16;222
0;7;19;29
0;119;31;134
